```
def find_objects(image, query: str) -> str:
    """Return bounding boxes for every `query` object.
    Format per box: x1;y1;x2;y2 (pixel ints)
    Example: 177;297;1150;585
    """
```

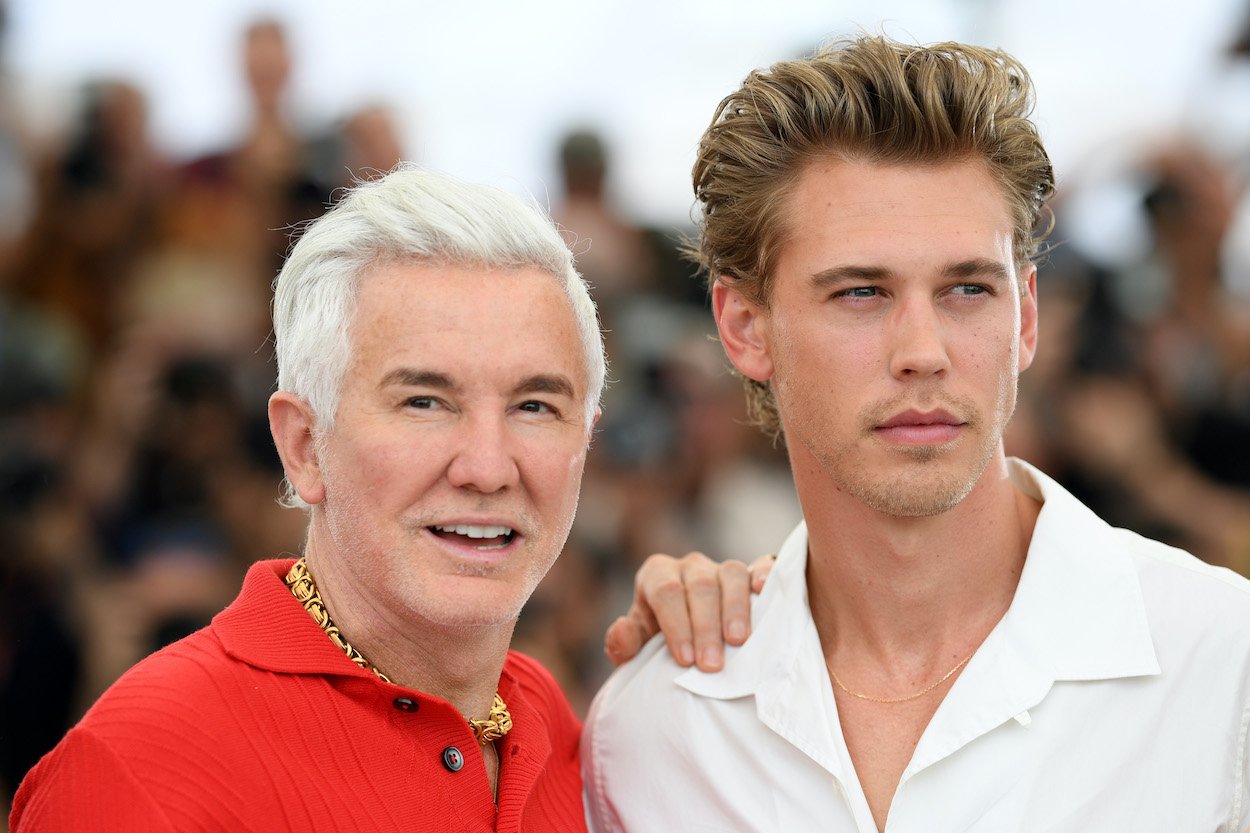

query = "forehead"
774;156;1016;286
346;260;588;392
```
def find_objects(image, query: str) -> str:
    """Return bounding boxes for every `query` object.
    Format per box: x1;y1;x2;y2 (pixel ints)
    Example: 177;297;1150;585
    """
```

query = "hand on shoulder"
604;551;775;671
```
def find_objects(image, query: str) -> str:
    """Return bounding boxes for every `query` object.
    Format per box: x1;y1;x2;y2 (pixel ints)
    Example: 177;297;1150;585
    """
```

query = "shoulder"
584;575;784;749
583;636;766;832
1114;528;1250;668
12;724;176;832
56;618;304;782
582;637;695;780
10;627;262;831
1017;459;1250;649
1118;527;1250;629
585;636;684;729
85;626;237;723
1122;526;1250;596
84;625;254;734
1115;537;1250;829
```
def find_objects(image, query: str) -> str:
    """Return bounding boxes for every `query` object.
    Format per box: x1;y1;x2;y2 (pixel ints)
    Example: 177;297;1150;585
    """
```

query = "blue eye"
838;286;879;298
950;284;989;296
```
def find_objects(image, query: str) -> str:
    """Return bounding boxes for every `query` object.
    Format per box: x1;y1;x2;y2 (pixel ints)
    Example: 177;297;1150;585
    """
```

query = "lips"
877;409;963;429
874;409;966;445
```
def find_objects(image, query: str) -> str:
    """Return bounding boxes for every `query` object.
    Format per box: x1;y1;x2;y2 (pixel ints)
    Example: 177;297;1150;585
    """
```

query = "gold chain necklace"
826;649;976;705
284;558;512;745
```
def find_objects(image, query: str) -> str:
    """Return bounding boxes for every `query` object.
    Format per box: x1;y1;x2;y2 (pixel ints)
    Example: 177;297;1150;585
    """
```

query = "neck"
299;531;512;724
796;449;1039;674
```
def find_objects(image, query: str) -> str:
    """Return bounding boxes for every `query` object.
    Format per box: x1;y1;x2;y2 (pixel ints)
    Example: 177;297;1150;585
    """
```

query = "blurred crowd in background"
2;7;1250;817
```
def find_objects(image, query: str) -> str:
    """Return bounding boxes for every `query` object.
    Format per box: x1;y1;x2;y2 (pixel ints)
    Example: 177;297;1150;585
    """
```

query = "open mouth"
428;524;517;551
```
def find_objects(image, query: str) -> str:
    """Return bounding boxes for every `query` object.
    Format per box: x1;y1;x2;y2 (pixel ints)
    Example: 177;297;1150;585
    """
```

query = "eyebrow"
942;258;1014;283
378;368;576;399
379;369;457;391
512;374;576;399
809;258;1014;289
809;264;889;289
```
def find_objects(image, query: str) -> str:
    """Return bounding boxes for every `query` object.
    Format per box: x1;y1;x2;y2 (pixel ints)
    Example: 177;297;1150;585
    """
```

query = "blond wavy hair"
690;36;1055;442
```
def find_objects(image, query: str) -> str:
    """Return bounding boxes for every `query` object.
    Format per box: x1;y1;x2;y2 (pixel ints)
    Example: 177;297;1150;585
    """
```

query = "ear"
712;279;774;382
268;391;326;505
587;406;602;444
1017;265;1039;373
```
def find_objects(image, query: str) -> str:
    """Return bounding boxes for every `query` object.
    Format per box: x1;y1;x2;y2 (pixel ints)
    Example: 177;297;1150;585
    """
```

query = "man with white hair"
10;166;748;832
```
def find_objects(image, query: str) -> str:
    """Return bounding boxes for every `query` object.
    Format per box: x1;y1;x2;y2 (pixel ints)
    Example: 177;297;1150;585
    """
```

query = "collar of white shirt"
672;457;1161;784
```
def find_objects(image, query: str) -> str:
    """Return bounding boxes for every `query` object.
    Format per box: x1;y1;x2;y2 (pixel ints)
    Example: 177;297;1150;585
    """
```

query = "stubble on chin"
818;392;996;518
845;455;982;517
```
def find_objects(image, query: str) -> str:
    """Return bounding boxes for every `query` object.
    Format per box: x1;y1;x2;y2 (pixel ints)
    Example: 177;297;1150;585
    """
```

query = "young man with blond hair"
584;36;1250;832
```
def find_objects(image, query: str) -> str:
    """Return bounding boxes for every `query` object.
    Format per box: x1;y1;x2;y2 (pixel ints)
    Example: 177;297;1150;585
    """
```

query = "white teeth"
433;524;514;539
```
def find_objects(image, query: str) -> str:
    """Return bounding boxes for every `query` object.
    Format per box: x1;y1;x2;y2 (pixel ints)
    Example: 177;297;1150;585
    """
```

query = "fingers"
680;553;726;672
618;554;694;667
748;553;777;594
717;559;751;647
648;563;699;668
608;551;774;672
634;551;732;673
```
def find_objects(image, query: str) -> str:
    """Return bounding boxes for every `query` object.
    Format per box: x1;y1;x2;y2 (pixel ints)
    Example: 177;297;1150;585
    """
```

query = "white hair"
273;164;606;427
272;166;607;508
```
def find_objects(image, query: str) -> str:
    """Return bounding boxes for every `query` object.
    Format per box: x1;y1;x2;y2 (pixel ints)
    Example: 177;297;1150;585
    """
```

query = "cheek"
566;448;587;480
530;444;589;513
774;322;871;406
561;447;589;499
326;432;439;502
958;315;1016;368
963;328;1022;413
784;314;877;371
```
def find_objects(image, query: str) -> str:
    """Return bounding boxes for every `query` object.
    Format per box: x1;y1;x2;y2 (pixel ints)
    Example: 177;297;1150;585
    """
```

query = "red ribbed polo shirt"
11;559;587;832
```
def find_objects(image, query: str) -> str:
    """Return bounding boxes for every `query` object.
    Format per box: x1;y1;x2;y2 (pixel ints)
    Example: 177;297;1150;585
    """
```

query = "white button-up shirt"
583;460;1250;832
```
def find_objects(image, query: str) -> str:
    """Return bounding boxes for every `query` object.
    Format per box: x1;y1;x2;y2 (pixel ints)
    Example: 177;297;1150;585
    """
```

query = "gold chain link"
284;558;512;744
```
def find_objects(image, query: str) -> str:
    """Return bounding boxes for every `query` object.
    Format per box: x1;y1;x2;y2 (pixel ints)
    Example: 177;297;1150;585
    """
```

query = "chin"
419;604;526;630
841;450;991;518
857;478;973;517
413;582;531;630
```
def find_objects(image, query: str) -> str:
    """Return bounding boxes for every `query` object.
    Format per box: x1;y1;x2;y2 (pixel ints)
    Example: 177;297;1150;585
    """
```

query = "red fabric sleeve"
11;726;176;833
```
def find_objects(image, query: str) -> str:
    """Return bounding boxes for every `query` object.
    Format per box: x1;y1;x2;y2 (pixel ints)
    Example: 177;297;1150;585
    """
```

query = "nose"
445;414;521;494
888;298;951;380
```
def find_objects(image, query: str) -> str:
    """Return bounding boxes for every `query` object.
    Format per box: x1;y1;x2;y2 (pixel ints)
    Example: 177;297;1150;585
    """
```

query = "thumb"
604;615;645;667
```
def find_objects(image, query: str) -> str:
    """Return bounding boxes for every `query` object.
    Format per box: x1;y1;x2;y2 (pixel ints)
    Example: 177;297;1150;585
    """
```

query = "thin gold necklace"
284;558;512;744
826;649;976;705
